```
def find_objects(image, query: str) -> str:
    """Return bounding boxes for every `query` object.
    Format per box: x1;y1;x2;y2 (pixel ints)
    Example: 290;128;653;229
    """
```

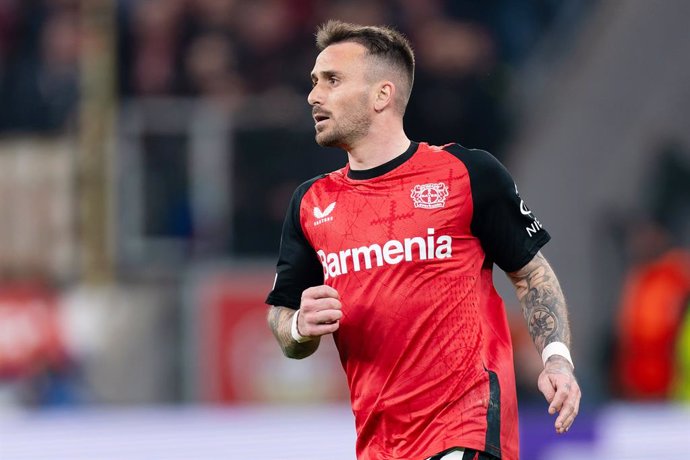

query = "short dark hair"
315;20;415;112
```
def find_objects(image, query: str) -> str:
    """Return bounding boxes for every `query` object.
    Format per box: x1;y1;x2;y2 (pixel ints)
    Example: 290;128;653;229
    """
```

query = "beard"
314;96;372;149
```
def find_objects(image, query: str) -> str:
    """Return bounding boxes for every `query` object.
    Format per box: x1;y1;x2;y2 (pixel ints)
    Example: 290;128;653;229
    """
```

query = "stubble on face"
315;90;372;148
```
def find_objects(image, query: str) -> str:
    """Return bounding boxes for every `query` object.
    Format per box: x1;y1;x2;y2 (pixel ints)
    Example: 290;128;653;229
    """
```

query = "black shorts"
429;447;500;460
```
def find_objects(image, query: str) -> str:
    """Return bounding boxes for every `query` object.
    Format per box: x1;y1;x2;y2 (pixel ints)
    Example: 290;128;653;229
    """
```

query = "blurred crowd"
0;0;570;152
115;0;555;152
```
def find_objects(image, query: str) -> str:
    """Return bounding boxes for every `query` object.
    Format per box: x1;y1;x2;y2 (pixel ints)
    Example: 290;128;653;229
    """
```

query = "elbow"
283;348;309;360
282;339;319;360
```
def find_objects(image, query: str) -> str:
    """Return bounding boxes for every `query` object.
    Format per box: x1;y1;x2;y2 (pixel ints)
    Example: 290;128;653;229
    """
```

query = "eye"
328;76;339;85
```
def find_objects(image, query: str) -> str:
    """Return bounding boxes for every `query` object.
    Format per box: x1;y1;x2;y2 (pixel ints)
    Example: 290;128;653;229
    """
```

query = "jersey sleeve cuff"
499;230;551;273
265;293;300;309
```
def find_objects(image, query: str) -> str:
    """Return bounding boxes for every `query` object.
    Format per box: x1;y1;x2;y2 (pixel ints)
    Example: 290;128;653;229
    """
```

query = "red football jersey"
267;142;550;460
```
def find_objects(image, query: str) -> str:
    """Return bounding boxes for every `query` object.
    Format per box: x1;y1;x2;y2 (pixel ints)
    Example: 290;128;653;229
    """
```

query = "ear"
373;81;395;112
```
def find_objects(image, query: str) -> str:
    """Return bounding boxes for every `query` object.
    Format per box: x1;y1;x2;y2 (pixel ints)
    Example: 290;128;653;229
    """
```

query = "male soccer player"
266;21;580;460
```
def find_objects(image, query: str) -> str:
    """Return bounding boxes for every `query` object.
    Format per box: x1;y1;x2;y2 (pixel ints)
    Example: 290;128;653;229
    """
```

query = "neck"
346;123;411;170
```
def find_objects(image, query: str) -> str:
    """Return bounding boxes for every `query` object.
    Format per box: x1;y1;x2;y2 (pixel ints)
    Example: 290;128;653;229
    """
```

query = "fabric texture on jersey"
266;142;550;460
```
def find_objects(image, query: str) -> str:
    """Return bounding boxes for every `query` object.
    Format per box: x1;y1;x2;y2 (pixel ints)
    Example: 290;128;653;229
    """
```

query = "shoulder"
439;143;504;171
414;142;504;172
292;172;333;202
439;143;513;192
288;170;346;220
295;173;327;195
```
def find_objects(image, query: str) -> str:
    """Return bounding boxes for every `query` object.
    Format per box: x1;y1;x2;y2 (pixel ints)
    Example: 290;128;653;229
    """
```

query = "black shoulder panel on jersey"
265;174;327;309
442;144;550;272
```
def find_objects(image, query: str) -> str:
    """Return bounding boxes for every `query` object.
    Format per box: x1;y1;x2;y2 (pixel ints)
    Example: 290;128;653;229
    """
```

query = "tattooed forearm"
528;307;557;343
267;306;320;359
508;252;571;353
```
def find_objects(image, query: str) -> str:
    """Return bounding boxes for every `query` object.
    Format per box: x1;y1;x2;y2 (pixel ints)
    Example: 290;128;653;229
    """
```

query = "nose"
308;84;322;106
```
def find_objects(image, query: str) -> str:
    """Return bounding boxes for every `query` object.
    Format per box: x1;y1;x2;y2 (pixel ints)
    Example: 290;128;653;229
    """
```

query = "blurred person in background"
612;217;690;399
120;0;186;96
183;31;246;111
266;21;580;460
612;142;690;400
0;0;80;132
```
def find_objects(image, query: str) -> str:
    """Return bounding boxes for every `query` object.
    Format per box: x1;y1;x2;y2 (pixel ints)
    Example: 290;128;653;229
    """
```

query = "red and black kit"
267;141;550;460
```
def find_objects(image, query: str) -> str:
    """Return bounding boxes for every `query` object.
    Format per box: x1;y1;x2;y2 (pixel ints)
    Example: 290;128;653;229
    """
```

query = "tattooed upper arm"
507;251;571;353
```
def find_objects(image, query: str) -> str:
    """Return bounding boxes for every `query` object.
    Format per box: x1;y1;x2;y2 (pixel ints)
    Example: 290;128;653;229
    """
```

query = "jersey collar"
347;141;419;180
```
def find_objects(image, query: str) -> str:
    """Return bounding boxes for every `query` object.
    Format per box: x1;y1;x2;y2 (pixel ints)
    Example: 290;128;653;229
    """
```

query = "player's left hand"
537;355;581;434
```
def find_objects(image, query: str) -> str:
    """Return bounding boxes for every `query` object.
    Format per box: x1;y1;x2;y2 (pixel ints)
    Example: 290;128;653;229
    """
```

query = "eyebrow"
310;70;344;82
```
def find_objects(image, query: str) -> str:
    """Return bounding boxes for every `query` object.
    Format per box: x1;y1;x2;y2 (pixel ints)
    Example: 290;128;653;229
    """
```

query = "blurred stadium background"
0;0;689;459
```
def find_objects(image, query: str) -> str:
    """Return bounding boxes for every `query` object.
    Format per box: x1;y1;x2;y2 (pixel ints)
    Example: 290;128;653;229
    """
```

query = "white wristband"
290;310;312;343
542;342;574;369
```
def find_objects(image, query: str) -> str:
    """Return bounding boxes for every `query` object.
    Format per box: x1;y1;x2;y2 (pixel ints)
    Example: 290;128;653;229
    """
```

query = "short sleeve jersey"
266;142;550;460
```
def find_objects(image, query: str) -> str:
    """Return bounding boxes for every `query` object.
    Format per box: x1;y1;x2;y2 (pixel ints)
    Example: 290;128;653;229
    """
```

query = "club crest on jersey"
313;202;336;226
410;182;449;209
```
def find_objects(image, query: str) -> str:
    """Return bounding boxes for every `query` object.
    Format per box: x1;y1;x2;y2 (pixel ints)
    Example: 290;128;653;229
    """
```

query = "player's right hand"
297;285;342;338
